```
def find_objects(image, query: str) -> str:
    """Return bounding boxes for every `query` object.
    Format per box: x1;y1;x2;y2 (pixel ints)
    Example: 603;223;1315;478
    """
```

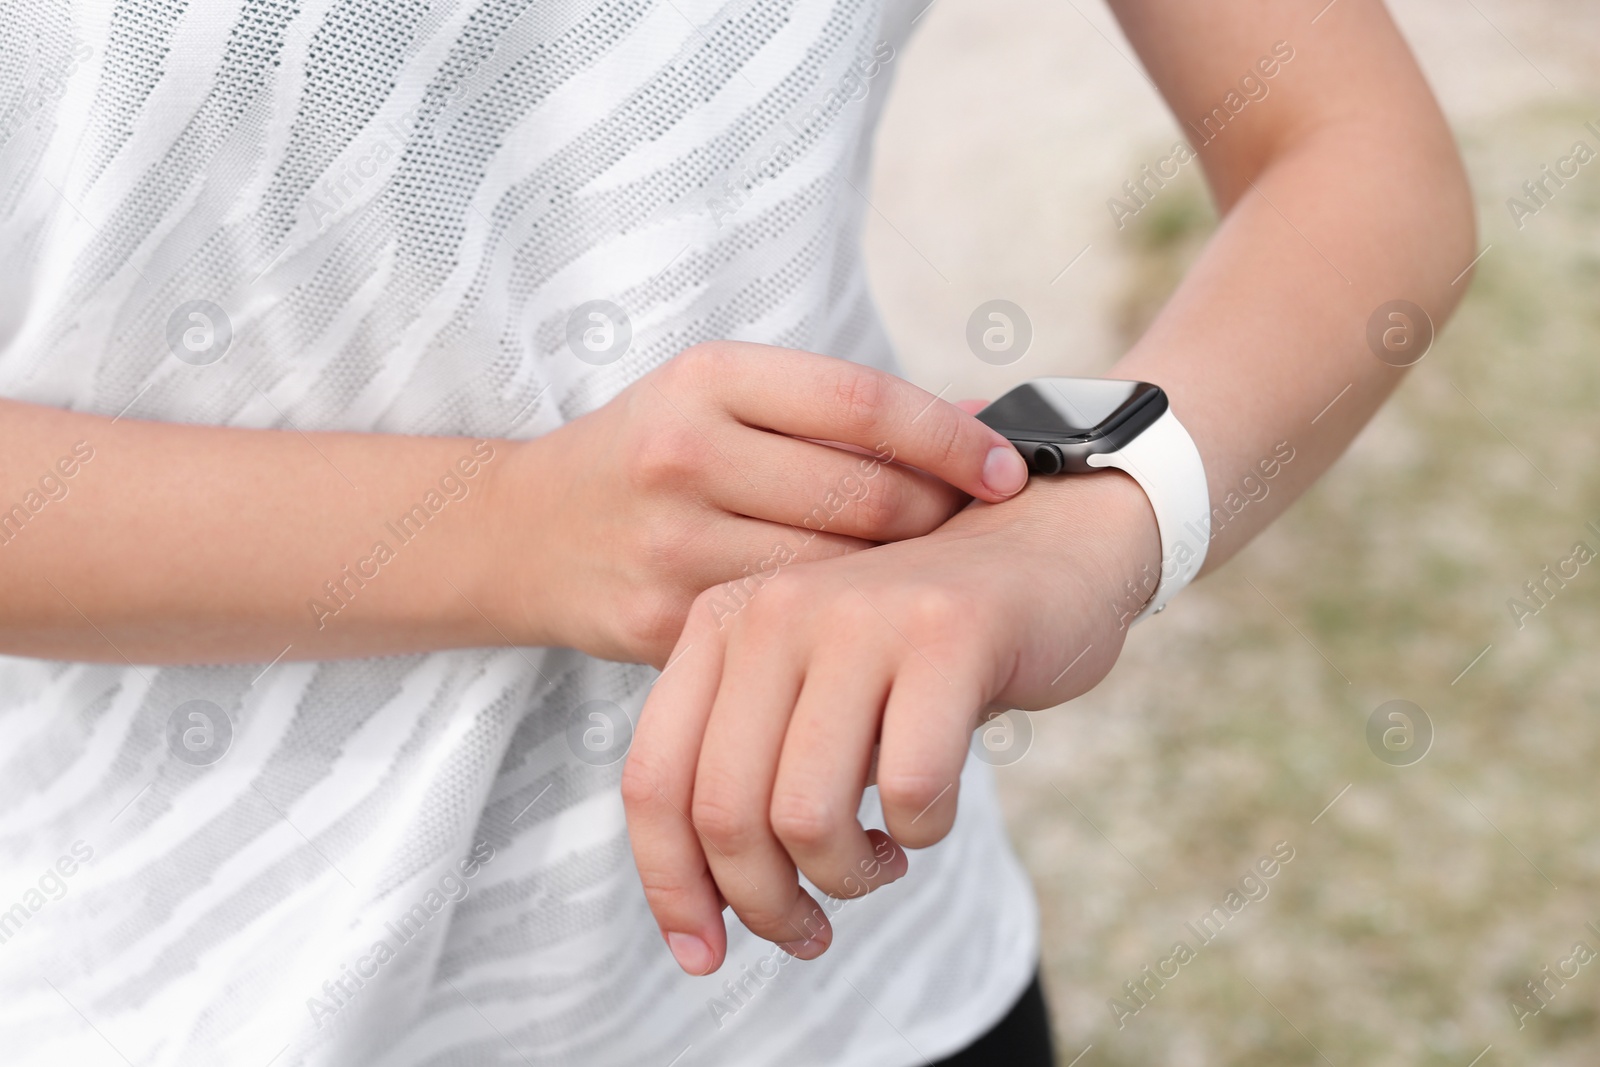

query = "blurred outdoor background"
864;2;1600;1064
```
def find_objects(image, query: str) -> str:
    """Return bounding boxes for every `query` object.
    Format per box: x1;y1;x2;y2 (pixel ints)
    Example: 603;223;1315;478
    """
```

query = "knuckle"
832;367;889;438
851;472;903;535
620;754;670;811
734;893;810;940
674;342;710;368
769;791;837;850
634;870;704;918
876;476;915;537
692;785;762;852
693;582;745;631
724;573;813;638
628;422;700;490
745;572;806;620
877;771;952;822
668;341;721;381
803;856;871;900
691;582;731;617
697;581;759;637
925;408;969;473
902;585;967;634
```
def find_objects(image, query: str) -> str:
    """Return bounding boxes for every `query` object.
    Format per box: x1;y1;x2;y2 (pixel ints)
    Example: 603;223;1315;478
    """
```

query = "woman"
0;0;1471;1063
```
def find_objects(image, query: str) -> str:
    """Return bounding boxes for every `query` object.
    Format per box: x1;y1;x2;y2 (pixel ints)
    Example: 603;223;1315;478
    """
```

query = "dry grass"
860;4;1600;1059
990;101;1600;1067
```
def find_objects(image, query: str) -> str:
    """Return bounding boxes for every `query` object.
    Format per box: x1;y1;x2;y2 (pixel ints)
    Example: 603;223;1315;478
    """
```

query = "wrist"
473;434;561;648
987;470;1164;628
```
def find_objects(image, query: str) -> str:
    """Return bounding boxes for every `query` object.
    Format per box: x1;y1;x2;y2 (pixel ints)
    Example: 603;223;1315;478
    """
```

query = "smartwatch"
975;377;1210;623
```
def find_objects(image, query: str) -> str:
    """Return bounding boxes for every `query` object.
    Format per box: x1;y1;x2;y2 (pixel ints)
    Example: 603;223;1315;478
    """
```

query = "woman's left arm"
621;0;1477;975
1099;0;1475;571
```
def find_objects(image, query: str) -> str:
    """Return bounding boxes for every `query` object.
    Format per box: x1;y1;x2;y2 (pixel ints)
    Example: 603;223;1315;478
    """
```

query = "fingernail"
778;937;828;960
666;931;714;975
982;445;1027;497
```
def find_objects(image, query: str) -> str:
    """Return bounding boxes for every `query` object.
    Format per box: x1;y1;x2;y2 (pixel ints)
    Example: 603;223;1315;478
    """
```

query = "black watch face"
976;378;1162;440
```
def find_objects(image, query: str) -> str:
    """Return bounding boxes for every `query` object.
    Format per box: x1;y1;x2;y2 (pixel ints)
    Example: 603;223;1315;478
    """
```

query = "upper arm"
1106;0;1458;210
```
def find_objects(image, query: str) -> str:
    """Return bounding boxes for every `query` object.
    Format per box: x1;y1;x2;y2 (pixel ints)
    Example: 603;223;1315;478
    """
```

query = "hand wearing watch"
975;377;1210;623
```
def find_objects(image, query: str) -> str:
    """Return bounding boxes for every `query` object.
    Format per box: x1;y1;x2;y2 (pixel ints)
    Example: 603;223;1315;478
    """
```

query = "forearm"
1102;122;1474;574
0;398;539;663
1067;0;1479;577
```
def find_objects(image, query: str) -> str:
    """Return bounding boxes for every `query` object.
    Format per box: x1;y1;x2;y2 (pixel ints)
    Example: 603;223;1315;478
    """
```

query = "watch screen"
977;379;1159;438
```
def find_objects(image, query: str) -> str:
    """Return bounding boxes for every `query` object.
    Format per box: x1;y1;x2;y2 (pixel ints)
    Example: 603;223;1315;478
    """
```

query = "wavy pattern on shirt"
0;1;1039;1064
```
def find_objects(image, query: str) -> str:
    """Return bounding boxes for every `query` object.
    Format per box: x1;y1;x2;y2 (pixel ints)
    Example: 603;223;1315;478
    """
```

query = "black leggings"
932;967;1055;1066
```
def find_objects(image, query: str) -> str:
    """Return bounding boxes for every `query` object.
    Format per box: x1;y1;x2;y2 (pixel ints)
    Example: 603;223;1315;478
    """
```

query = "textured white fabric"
0;1;1040;1064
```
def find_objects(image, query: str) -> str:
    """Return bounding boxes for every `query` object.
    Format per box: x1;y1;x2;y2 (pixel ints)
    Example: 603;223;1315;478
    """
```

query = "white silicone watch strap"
1085;405;1210;623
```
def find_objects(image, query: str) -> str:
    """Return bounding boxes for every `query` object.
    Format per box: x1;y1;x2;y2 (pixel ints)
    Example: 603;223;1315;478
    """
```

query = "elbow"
1432;134;1479;306
1326;106;1479;316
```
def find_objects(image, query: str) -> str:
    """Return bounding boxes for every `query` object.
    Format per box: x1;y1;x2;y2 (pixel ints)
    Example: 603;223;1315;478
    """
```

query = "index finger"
699;342;1029;503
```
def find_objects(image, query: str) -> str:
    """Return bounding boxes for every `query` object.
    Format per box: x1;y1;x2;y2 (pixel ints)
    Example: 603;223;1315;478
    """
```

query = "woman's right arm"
0;389;531;664
0;342;1028;667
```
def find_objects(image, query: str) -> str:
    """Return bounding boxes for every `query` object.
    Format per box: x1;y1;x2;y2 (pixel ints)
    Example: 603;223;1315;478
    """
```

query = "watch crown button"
1032;444;1064;475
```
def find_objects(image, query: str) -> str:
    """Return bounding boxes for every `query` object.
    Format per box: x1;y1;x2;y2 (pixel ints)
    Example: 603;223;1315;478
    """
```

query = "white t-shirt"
0;0;1039;1063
